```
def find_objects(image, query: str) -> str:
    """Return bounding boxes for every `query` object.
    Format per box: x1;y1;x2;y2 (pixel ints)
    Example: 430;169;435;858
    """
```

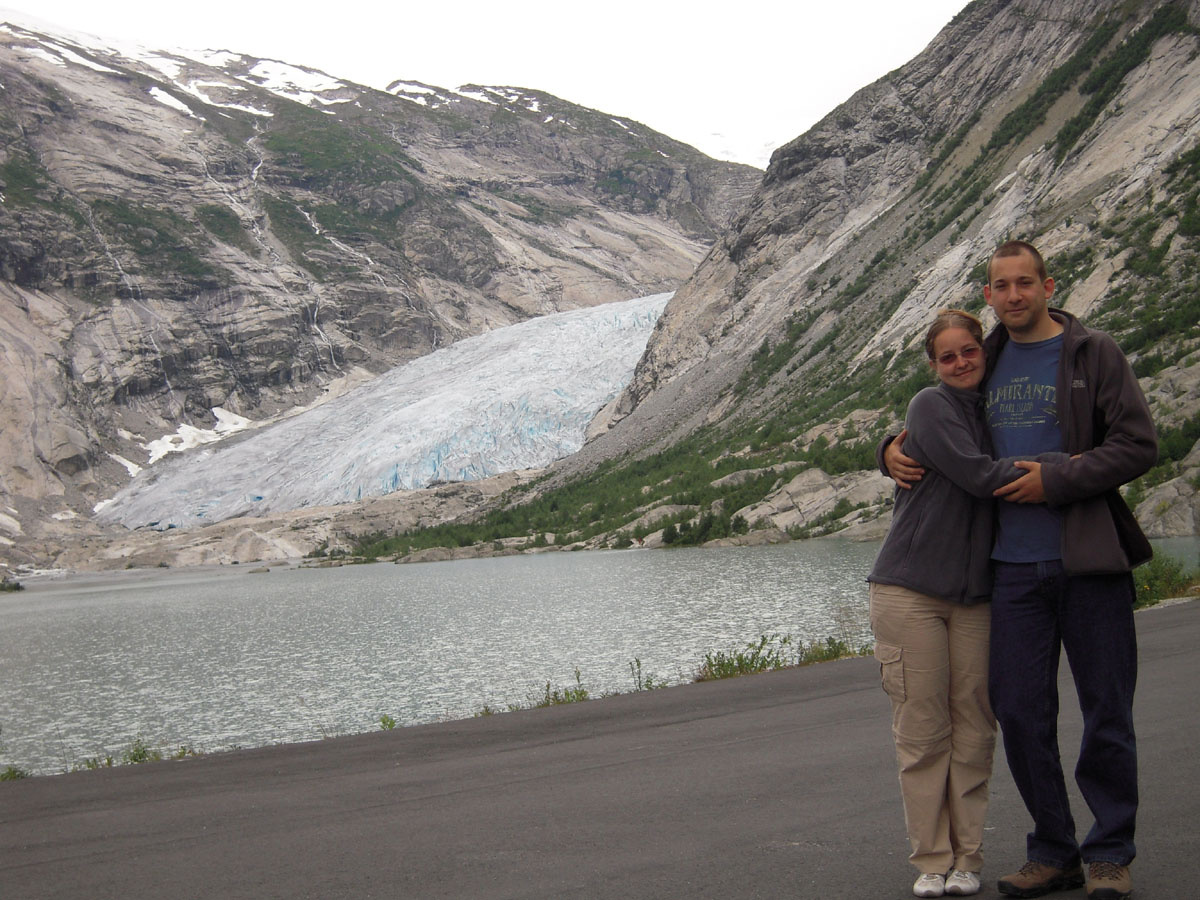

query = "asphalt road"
2;600;1195;899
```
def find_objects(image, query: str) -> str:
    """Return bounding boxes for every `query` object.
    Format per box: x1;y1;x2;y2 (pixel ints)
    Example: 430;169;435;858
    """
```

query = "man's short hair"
988;240;1048;283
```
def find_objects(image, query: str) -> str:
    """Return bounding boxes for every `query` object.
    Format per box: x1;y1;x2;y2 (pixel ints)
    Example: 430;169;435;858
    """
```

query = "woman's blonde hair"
924;309;984;360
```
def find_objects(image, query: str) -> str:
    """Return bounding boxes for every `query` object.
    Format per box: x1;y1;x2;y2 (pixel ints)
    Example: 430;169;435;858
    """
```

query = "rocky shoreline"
7;440;1199;580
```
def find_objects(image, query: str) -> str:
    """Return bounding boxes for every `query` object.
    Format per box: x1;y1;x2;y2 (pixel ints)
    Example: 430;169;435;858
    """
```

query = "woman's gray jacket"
868;382;1066;604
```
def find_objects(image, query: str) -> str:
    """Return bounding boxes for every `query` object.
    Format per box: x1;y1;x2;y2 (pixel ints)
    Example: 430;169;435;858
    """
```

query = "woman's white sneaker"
913;872;946;897
944;870;981;896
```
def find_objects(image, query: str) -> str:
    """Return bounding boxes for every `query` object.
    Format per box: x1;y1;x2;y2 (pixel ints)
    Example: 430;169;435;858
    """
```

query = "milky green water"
5;536;1193;775
1;541;878;774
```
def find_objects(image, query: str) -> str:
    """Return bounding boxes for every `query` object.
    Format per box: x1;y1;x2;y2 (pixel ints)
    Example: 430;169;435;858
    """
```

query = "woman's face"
929;326;984;390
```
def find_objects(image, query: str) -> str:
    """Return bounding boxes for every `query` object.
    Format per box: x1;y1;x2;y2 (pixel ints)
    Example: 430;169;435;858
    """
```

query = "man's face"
984;250;1055;339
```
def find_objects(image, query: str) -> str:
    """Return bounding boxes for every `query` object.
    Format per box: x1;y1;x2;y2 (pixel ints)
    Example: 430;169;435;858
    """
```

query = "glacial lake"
2;537;1196;776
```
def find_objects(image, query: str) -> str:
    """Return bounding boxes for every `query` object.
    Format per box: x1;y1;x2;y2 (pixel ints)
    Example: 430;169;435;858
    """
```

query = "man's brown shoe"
997;861;1085;897
1086;861;1132;899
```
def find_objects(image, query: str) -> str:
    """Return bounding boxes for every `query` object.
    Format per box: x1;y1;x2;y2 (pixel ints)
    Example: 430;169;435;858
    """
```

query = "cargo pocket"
874;641;905;702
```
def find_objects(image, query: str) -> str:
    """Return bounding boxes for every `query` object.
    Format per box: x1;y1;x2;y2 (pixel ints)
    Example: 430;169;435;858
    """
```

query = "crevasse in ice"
97;293;671;529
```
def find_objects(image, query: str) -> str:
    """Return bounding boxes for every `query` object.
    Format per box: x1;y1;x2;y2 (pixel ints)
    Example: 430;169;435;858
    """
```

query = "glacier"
98;293;671;530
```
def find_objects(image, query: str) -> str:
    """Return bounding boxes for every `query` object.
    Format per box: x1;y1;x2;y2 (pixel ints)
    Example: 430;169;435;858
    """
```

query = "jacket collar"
936;379;985;408
983;307;1087;379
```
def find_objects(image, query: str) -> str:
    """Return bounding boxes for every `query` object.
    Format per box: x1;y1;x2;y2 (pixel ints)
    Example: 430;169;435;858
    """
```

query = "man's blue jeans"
989;560;1138;867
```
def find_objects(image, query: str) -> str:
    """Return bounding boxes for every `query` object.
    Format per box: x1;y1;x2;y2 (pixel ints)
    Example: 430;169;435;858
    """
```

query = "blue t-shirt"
986;335;1064;562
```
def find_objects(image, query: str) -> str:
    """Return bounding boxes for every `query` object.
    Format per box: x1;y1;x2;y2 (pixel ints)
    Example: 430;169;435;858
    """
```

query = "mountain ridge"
0;12;759;567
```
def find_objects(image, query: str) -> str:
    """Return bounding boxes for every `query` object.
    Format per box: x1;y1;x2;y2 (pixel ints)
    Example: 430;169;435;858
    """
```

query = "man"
885;240;1157;899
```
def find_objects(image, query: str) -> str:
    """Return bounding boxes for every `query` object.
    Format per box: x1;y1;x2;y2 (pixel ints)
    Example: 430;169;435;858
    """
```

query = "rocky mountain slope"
0;16;759;566
553;0;1200;543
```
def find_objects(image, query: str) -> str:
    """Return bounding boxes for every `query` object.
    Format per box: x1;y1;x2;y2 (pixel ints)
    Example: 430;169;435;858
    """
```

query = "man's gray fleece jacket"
983;308;1157;575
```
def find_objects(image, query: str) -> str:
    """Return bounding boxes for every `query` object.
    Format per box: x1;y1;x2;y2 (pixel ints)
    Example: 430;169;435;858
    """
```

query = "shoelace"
1090;861;1123;881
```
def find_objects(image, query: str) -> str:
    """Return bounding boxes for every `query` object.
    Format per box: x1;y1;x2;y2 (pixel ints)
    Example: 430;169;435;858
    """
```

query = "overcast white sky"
2;1;966;168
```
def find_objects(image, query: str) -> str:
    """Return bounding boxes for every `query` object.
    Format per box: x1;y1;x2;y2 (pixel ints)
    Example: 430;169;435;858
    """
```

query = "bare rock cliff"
586;1;1200;483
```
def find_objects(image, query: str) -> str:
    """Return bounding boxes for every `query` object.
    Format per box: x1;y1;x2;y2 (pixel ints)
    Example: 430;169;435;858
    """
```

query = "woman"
867;310;1065;898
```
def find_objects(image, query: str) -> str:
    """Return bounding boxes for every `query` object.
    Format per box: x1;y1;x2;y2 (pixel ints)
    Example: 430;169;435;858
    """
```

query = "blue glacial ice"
97;293;670;529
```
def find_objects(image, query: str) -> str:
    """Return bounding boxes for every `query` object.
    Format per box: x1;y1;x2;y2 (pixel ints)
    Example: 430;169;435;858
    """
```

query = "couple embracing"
868;241;1156;900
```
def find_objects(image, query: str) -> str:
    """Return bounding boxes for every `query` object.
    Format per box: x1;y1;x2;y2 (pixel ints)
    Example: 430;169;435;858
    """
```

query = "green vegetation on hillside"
310;199;406;242
90;199;219;284
1054;3;1196;161
0;143;87;228
990;17;1122;157
262;195;344;279
196;204;258;255
1090;133;1200;369
913;13;1120;229
1124;411;1200;506
596;163;666;214
352;432;788;558
261;103;422;187
907;3;1200;244
0;148;52;208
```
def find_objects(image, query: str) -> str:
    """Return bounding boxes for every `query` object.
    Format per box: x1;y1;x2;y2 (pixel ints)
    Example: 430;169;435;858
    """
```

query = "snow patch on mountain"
242;59;346;105
1;13;355;115
137;53;184;79
15;45;62;67
454;87;497;105
143;407;256;465
97;294;671;530
178;79;273;116
147;86;200;118
180;49;246;69
386;80;457;109
44;39;119;73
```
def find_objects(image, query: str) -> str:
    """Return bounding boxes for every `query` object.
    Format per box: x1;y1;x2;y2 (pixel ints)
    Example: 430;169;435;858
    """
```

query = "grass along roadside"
476;632;870;716
694;633;868;681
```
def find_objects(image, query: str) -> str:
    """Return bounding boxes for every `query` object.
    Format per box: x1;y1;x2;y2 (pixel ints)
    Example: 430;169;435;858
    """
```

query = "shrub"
121;737;163;765
531;669;590;707
798;636;855;665
694;633;794;681
629;658;667;691
1134;555;1198;608
0;725;29;779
